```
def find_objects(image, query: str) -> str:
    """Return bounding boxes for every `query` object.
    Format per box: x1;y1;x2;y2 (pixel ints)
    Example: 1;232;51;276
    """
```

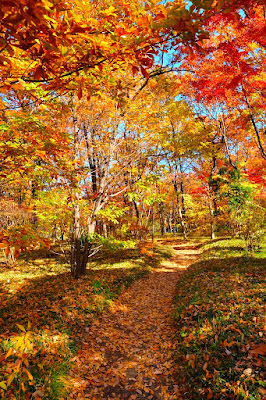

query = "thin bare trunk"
173;180;187;240
207;185;216;240
243;91;266;160
151;206;155;242
158;202;165;236
70;96;91;278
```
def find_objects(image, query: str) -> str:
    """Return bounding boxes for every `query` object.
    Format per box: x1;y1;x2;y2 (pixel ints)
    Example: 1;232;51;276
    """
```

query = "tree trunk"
167;211;173;233
102;222;108;238
178;197;187;240
133;199;140;219
179;179;187;240
151;205;155;242
173;180;187;240
158;202;165;236
70;97;92;278
207;186;216;240
71;191;82;277
208;158;217;240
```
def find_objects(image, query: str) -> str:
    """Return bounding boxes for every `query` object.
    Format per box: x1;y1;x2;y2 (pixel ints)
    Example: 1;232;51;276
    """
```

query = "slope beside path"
69;241;201;400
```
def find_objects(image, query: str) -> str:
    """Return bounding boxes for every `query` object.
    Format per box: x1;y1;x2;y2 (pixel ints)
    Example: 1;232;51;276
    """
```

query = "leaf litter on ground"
1;237;265;400
0;240;178;399
173;238;266;400
67;240;201;400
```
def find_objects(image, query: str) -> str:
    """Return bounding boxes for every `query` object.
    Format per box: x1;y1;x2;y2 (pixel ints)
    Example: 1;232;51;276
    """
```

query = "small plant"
0;322;34;400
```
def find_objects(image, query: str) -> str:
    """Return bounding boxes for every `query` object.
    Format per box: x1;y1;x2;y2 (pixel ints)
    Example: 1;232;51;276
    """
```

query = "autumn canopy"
0;0;265;273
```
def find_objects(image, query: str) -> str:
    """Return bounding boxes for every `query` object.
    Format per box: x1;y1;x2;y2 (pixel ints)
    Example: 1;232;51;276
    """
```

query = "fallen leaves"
0;245;151;399
2;238;264;399
173;239;266;399
249;344;266;357
67;242;198;399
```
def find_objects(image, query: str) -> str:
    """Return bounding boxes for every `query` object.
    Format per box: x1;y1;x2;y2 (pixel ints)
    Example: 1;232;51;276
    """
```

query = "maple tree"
0;0;206;93
180;2;266;159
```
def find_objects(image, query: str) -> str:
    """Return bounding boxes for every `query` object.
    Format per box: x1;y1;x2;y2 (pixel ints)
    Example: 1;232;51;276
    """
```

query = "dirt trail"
69;241;201;400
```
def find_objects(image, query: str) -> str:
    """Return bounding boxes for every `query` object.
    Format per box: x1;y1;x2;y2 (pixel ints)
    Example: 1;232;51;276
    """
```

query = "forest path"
69;240;201;400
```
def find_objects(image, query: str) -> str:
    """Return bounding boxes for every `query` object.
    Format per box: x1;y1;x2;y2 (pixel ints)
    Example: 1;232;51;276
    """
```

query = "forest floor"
1;237;265;400
68;240;201;400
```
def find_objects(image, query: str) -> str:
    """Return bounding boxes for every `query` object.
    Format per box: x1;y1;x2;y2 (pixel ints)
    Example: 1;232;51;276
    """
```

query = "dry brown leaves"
68;242;201;400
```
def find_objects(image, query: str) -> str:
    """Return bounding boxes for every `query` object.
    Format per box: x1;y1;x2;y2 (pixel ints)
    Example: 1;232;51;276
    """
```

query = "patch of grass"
173;237;266;400
45;355;71;400
200;237;266;260
154;243;175;260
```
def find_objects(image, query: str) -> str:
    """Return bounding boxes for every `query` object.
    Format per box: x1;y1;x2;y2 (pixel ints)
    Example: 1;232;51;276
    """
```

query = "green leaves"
98;204;129;224
0;382;7;391
16;324;26;333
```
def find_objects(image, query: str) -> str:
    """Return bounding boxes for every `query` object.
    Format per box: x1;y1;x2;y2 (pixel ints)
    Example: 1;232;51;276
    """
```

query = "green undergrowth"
153;243;174;260
0;240;168;400
200;237;266;260
173;237;266;400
